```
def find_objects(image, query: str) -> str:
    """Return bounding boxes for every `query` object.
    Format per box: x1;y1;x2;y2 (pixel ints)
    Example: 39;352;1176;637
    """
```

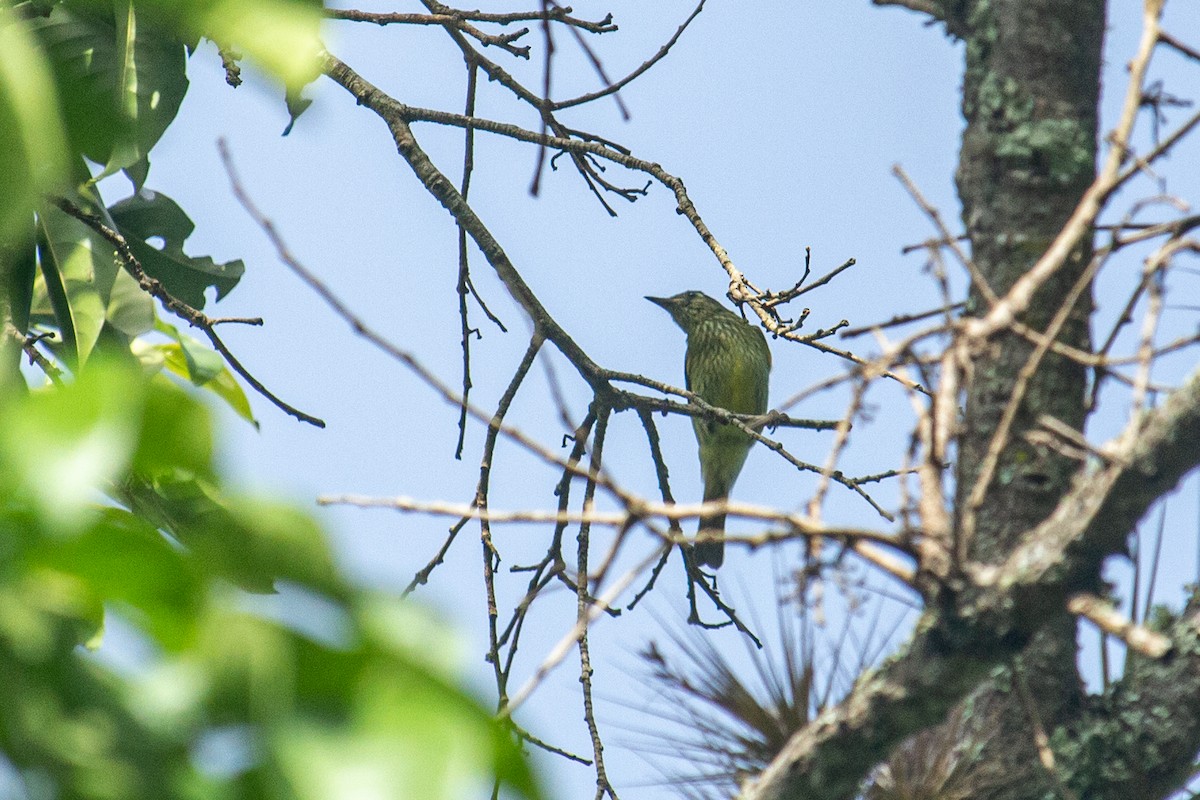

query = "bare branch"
1067;593;1170;658
552;1;705;111
316;494;911;552
50;195;325;428
502;543;671;715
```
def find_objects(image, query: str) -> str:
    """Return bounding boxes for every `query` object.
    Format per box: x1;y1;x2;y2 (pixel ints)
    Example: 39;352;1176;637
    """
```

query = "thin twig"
317;494;910;551
502;543;670;715
575;407;620;799
50;195;324;428
455;60;480;459
552;0;704;112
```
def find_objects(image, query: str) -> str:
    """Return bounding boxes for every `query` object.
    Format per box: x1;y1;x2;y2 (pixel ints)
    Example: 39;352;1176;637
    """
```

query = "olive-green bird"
647;291;771;569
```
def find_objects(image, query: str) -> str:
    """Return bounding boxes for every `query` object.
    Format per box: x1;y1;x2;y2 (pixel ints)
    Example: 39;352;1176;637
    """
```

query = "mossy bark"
951;1;1100;798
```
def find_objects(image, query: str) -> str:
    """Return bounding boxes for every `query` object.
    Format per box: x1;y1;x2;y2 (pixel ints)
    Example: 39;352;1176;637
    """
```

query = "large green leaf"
34;180;122;366
116;472;278;594
104;263;156;338
0;221;37;393
109;190;244;308
133;375;215;478
29;507;206;650
1;215;37;335
218;600;543;800
134;344;258;426
25;0;189;186
30;217;156;363
0;4;69;241
0;572;188;798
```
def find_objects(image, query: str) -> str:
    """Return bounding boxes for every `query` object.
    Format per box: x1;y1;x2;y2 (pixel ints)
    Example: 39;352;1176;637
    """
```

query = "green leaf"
116;472;278;594
225;501;341;595
35;189;119;366
109;190;244;308
134;319;257;425
134;376;215;478
272;719;488;800
197;365;257;425
2;215;37;334
198;610;297;722
105;265;156;338
283;84;312;136
161;322;224;386
123;152;151;190
0;569;106;657
0;222;37;394
269;600;543;800
30;507;206;651
174;337;224;386
135;341;257;425
19;0;59;17
0;4;69;241
0;575;187;798
115;473;340;598
0;358;144;527
0;351;546;800
25;1;189;185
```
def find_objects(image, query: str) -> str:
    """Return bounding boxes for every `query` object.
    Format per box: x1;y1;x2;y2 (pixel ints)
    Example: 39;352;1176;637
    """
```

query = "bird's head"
645;290;729;333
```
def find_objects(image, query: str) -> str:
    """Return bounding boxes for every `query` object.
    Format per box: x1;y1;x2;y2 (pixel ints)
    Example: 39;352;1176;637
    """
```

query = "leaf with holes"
109;190;244;309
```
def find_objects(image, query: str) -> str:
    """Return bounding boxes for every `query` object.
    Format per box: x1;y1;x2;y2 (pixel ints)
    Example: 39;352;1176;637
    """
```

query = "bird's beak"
645;295;673;311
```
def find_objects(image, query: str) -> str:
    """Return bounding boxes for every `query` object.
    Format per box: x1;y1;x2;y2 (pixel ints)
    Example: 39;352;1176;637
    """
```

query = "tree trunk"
951;1;1103;797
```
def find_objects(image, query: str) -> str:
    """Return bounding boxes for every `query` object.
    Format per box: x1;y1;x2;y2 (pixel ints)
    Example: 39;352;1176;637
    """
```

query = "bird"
646;291;771;569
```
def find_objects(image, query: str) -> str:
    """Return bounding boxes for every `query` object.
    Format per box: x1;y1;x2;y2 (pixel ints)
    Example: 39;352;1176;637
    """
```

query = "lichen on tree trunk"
950;1;1104;797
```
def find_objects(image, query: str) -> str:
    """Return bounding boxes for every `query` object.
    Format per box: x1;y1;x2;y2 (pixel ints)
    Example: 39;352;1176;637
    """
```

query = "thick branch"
743;369;1200;800
1062;594;1200;800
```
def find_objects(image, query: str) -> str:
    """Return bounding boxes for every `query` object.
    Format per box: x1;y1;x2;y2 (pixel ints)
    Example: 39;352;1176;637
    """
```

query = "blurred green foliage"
0;3;542;798
1;0;315;400
0;362;543;800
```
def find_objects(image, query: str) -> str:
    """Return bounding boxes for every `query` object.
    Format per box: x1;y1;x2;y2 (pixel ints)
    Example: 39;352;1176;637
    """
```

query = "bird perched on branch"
647;291;771;569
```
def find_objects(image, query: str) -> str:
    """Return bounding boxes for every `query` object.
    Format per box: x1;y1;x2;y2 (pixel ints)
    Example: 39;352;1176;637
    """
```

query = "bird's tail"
695;505;725;569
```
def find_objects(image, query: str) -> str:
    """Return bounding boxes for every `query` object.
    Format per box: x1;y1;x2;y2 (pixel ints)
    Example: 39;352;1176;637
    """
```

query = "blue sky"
115;2;1200;796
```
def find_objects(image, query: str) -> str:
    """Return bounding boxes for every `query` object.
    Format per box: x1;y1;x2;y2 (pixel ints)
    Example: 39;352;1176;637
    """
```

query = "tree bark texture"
951;1;1101;797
